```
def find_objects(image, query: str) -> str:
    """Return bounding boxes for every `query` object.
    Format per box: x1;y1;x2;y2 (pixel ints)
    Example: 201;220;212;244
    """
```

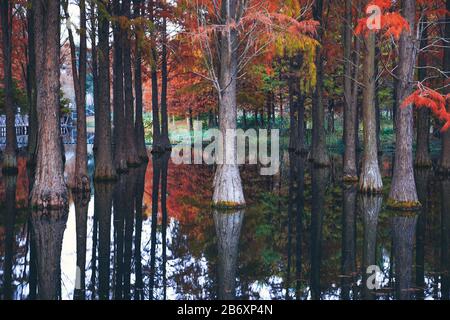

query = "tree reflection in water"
1;153;450;300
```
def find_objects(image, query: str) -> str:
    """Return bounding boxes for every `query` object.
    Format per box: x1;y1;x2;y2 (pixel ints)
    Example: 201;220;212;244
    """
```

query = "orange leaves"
402;85;450;132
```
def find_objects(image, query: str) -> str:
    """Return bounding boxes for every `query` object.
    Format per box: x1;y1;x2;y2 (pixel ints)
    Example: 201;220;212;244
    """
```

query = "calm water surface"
0;147;449;300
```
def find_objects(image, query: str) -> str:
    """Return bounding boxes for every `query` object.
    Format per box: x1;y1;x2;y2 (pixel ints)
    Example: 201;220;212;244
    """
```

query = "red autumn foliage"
355;0;410;39
402;85;450;132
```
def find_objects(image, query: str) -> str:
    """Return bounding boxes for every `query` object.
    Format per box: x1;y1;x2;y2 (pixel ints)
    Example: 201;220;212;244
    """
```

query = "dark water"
0;148;449;300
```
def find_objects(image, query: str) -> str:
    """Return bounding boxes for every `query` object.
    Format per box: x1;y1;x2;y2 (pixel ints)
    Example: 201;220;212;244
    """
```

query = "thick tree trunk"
31;0;68;209
415;19;432;168
64;0;90;192
360;32;383;193
310;0;330;167
31;210;68;300
439;0;450;174
160;5;172;151
94;0;117;181
112;0;128;172
213;0;245;207
122;0;140;167
133;0;149;162
214;209;244;300
389;0;420;208
1;1;17;172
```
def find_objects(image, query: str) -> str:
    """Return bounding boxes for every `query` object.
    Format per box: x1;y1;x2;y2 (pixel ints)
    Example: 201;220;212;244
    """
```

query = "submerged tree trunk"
212;0;245;207
310;0;330;167
63;0;90;192
112;0;128;172
360;31;383;193
31;0;68;209
415;19;432;168
1;1;17;172
389;0;420;208
133;0;149;162
441;179;450;299
94;0;117;181
439;0;450;174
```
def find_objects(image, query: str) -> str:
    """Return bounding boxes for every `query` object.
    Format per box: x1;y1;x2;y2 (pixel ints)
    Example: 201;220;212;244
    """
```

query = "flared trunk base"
212;164;245;208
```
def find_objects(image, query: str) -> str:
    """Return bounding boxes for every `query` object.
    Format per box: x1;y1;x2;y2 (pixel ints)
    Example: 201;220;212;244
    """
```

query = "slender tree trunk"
415;18;432;167
288;75;299;153
122;0;140;167
31;0;68;209
439;0;450;174
160;3;171;150
297;93;306;154
90;0;99;157
1;1;17;172
388;0;420;208
26;3;38;166
133;0;149;162
360;31;383;193
212;0;245;207
63;0;90;192
94;0;117;181
149;0;162;153
112;0;127;172
310;0;330;167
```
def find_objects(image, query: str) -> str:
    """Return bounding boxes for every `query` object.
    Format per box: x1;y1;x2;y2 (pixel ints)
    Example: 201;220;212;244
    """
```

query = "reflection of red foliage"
0;157;29;207
144;160;213;223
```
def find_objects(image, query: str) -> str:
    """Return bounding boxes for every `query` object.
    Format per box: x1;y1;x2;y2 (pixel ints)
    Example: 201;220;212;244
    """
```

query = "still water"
0;147;449;300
